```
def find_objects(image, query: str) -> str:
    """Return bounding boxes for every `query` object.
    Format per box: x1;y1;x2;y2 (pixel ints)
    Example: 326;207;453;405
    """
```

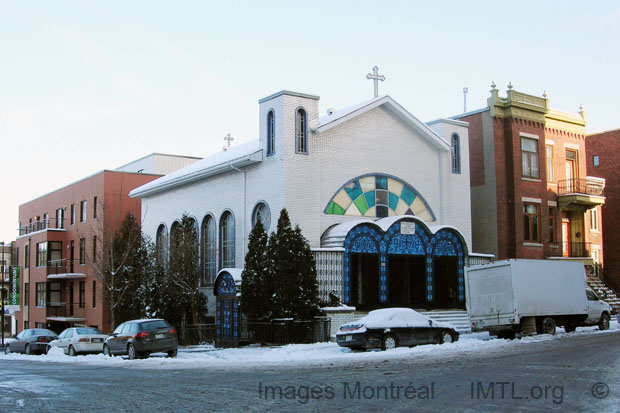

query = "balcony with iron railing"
557;177;605;210
46;302;86;320
46;259;86;278
18;218;66;237
548;241;591;258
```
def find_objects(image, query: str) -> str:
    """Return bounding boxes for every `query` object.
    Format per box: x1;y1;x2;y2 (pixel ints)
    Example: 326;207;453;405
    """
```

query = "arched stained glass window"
295;108;307;153
220;211;235;268
252;202;271;231
324;174;436;221
451;133;461;174
201;215;216;287
267;110;275;156
155;224;169;267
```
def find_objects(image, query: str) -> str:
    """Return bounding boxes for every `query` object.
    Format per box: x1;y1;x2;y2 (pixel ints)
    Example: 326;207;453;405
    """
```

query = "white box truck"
465;259;611;339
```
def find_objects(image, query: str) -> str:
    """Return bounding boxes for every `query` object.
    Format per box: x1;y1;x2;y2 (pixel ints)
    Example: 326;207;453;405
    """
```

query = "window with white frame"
521;137;539;178
590;207;599;231
295;108;307;153
546;145;554;182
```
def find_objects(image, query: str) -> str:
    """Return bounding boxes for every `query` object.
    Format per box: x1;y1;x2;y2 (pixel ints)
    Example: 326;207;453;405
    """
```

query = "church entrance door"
387;255;426;308
432;257;461;309
349;253;380;310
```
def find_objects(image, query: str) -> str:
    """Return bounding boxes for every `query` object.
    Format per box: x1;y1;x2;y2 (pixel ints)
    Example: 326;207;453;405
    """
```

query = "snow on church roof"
320;215;466;249
313;95;451;151
130;140;262;198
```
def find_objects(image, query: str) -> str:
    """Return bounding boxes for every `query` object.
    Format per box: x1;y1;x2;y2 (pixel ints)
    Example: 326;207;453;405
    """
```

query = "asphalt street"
0;330;618;412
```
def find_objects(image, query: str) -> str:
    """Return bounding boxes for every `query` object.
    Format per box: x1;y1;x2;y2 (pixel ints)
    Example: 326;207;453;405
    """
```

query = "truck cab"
584;288;612;330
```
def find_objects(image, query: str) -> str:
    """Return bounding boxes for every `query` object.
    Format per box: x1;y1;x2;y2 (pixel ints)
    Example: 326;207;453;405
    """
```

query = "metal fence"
177;324;217;346
241;317;331;346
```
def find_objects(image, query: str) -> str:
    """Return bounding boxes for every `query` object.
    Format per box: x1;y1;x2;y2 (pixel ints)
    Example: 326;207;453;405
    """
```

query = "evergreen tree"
168;214;208;326
269;209;321;319
240;219;271;319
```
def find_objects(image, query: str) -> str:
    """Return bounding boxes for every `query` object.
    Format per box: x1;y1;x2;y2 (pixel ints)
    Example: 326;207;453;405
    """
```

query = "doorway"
349;253;380;309
432;257;461;309
387;255;427;307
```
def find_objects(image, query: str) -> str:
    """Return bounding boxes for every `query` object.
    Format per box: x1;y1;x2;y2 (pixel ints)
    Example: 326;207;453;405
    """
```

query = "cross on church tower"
223;133;234;151
366;66;385;98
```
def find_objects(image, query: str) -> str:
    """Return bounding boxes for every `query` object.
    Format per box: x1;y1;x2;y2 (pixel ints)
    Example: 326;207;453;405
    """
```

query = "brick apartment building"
15;171;160;334
454;84;605;265
586;129;620;291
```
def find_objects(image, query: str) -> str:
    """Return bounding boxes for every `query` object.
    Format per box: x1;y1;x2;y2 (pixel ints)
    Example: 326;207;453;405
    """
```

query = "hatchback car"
47;327;109;356
103;319;178;360
336;308;459;351
4;329;58;355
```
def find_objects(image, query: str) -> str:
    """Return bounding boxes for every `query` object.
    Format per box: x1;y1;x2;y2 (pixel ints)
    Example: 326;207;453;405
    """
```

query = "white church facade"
130;90;474;315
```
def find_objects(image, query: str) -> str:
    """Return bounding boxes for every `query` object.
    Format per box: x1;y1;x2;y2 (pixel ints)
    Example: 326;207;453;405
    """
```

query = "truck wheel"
541;318;556;335
598;314;610;331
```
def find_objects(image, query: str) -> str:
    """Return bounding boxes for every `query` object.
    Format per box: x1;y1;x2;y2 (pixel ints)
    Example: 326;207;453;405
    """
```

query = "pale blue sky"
1;1;619;242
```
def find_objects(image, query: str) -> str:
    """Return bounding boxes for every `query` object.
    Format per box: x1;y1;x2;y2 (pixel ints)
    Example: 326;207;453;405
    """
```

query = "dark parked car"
336;308;459;351
103;319;178;360
4;329;58;355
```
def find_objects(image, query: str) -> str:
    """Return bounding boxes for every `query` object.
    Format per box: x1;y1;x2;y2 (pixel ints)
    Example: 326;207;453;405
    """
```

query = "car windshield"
31;329;55;336
138;320;170;331
76;328;104;335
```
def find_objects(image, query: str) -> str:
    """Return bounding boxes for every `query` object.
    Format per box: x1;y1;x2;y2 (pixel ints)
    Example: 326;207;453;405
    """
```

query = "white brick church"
130;89;473;316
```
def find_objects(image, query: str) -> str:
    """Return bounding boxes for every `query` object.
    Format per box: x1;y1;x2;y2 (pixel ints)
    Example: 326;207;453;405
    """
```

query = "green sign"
8;266;20;306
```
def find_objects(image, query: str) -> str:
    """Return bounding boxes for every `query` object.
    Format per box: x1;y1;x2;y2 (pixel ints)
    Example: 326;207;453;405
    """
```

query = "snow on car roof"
355;308;432;328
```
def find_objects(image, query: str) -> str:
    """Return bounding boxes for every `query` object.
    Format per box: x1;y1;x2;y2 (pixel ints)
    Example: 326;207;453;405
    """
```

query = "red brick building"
15;171;160;334
454;84;605;264
586;129;620;290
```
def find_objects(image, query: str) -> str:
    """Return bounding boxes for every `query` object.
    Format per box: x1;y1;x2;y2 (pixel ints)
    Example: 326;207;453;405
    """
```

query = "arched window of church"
451;133;461;174
220;211;235;268
169;220;181;262
252;202;271;231
295;108;307;153
267;110;275;156
201;215;216;287
155;224;169;267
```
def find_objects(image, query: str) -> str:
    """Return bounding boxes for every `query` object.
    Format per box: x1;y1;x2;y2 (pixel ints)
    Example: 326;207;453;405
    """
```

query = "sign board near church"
400;221;416;235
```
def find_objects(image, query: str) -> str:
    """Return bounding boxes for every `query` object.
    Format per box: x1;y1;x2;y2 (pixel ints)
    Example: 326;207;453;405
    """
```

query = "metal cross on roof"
366;66;385;98
223;133;234;151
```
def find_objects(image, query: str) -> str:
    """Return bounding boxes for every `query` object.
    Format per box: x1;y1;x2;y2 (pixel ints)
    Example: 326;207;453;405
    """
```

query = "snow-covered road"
2;323;618;370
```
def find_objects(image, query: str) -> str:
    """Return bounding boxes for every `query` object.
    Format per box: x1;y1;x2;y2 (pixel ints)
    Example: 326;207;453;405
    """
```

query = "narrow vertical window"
80;200;87;222
523;203;540;242
593;155;600;167
549;207;556;242
93;196;97;219
24;283;29;307
79;238;86;265
590;207;599;231
92;236;97;264
156;224;169;267
92;280;97;308
79;281;85;308
71;204;75;225
24;245;30;269
201;215;216;287
451;133;461;173
546;145;554;182
267;110;275;155
295;108;307;153
220;211;235;268
521;137;539;178
56;208;64;229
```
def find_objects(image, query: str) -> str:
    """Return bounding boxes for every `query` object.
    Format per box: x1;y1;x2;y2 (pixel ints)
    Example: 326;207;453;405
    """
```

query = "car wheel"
103;344;112;357
25;344;32;355
167;349;177;358
69;345;77;357
541;317;556;335
4;345;11;355
439;330;454;344
599;314;610;331
127;344;137;360
381;334;397;351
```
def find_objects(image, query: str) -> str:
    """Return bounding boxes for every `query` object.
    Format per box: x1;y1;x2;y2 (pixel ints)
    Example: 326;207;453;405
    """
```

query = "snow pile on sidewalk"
1;323;617;370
